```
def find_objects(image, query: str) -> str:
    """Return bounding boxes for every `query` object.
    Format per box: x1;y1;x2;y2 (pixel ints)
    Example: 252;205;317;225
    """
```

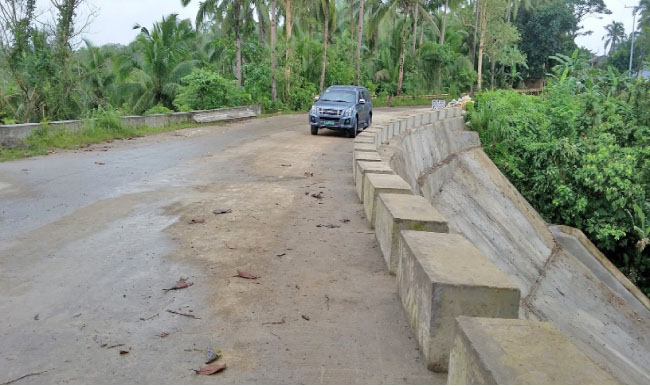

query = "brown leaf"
163;277;193;292
235;270;258;280
158;332;169;338
194;363;227;375
304;172;314;177
311;193;323;200
119;350;129;355
301;315;310;321
281;164;292;167
189;218;206;224
340;219;351;224
94;161;105;165
212;209;232;215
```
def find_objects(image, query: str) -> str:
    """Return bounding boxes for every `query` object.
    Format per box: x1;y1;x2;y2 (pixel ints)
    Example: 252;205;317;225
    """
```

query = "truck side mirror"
314;96;320;101
359;98;366;104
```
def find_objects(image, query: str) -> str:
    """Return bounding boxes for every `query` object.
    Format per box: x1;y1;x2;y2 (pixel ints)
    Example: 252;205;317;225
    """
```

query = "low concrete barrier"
0;105;261;142
396;231;521;372
448;317;621;384
362;173;412;227
374;193;448;274
354;134;375;144
352;151;381;175
355;161;394;201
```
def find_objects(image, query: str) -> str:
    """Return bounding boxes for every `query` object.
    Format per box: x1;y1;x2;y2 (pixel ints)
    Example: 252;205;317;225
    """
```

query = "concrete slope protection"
374;107;650;383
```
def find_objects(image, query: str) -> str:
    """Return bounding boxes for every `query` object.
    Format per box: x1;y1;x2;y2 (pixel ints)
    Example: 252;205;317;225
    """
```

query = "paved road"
0;109;443;384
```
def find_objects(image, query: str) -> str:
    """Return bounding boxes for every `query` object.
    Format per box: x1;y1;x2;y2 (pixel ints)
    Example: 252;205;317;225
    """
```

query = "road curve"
0;109;443;384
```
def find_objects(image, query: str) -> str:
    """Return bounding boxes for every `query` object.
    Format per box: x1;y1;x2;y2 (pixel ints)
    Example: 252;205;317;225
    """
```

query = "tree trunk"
412;5;418;53
419;17;425;46
234;0;242;87
284;0;293;99
320;0;329;93
490;59;496;89
270;0;277;101
440;0;448;44
471;0;479;68
355;0;365;85
257;2;266;46
349;0;355;39
477;0;487;90
397;11;408;96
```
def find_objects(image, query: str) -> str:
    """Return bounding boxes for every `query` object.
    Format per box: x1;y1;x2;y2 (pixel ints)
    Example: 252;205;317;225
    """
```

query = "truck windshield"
320;90;356;103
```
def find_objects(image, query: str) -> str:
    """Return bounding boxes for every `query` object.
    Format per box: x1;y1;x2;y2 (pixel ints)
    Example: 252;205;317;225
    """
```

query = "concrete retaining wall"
0;105;261;142
350;105;650;383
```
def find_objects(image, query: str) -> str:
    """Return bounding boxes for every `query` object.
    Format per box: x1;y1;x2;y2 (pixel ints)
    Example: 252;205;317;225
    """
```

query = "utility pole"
626;6;639;75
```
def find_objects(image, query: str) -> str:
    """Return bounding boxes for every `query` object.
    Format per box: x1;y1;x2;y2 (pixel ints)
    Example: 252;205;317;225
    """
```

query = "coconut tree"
270;0;278;101
603;21;626;55
123;14;197;113
181;0;243;87
355;0;365;84
319;0;333;92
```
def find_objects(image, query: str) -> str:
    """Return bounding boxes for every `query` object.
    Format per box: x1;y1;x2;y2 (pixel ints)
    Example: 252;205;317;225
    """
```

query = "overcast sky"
36;0;638;55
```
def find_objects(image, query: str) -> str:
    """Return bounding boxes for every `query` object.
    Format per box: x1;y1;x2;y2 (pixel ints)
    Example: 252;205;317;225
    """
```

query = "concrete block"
448;317;620;385
422;112;430;125
363;174;412;227
399;119;407;133
375;194;448;274
355;161;394;201
352;151;381;175
407;116;415;130
354;134;375;144
439;109;447;120
414;114;422;128
365;128;383;145
386;122;395;139
396;231;520;372
430;110;439;122
354;143;377;153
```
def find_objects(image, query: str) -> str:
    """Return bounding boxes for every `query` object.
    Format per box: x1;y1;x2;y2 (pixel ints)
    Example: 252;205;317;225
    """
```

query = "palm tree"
181;0;243;87
603;21;626;54
320;0;332;92
270;0;278;101
124;14;197;113
355;0;365;84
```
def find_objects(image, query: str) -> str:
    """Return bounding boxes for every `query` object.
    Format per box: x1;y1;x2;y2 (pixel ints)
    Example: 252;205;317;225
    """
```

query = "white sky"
35;0;637;54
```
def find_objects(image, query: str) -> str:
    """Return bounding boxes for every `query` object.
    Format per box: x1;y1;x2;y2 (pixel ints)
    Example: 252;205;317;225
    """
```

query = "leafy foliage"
469;71;650;294
174;68;252;111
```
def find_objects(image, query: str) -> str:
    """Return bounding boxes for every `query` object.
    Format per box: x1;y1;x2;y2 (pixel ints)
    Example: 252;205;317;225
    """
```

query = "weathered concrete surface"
374;193;448;274
353;142;377;153
354;134;375;144
0;108;444;384
355;161;394;200
384;114;650;383
448;317;621;384
362;174;412;227
352;151;382;176
396;231;520;372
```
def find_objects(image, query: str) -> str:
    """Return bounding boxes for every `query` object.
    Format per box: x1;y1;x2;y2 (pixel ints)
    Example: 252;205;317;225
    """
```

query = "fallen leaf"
194;363;227;375
276;253;286;257
316;224;340;229
94;161;105;165
281;164;292;167
205;348;222;364
163;277;194;292
235;270;259;280
340;219;351;224
158;332;169;338
301;315;310;321
119;350;129;355
189;218;206;224
213;209;232;215
311;193;323;200
304;172;314;177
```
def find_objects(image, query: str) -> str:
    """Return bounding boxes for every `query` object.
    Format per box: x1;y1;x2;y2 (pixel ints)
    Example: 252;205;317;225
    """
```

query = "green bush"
144;105;174;115
470;77;650;294
174;68;252;111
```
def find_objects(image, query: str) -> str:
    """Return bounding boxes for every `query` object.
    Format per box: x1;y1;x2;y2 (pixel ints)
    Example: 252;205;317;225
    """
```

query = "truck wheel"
311;126;318;135
347;119;358;138
367;113;372;128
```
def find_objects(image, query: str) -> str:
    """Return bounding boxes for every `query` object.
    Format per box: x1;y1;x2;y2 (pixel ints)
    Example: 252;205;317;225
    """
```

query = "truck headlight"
310;106;318;115
343;107;353;117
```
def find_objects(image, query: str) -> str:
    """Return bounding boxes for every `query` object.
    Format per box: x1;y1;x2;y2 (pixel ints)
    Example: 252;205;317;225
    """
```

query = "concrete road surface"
0;109;443;384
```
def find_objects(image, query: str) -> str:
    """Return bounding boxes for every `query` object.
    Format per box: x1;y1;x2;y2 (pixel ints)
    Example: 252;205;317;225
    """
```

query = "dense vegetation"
0;0;639;124
469;61;650;295
1;0;649;291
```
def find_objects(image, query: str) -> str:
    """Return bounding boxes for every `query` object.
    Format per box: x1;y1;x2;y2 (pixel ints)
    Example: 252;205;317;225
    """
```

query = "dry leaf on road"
194;363;227;375
163;278;193;292
235;270;258;280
